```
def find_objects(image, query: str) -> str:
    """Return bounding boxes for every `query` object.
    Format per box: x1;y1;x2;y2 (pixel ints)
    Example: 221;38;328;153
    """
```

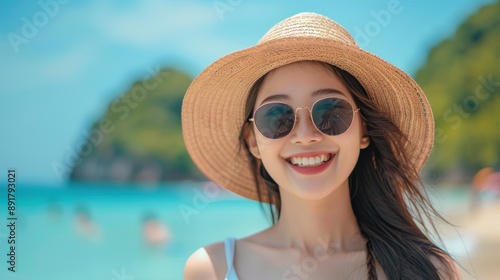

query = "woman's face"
246;62;369;201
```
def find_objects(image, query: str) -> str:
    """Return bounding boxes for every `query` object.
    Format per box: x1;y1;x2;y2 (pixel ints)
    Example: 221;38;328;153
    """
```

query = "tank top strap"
224;237;239;280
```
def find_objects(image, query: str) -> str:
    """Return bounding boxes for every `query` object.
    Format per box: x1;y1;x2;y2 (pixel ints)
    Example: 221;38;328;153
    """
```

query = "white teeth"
289;153;331;167
306;157;312;165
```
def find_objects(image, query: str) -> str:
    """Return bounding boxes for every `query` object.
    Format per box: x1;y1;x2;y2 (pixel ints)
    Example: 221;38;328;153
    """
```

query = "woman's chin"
285;183;344;201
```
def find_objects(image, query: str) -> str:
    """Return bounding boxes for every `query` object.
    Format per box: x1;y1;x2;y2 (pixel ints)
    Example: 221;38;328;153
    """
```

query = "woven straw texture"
181;12;434;203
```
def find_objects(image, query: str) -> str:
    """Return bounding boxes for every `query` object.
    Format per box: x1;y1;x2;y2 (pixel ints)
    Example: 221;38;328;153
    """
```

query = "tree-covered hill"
70;68;204;182
415;0;500;181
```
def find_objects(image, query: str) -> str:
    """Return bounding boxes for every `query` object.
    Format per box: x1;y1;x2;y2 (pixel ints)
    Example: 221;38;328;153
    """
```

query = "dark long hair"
237;61;457;279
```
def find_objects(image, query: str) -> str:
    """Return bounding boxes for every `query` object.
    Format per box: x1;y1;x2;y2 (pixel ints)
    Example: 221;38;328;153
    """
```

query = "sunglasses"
249;97;360;139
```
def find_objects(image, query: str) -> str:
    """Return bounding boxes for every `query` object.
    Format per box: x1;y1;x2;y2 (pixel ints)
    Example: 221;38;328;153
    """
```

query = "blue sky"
0;0;494;185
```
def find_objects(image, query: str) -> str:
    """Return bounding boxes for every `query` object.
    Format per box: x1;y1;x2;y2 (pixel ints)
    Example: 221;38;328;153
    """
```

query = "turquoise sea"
0;182;485;280
0;182;269;280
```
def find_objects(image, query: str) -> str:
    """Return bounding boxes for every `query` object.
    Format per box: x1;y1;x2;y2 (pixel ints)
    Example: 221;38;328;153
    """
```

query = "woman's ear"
360;121;370;149
244;125;261;159
360;135;370;149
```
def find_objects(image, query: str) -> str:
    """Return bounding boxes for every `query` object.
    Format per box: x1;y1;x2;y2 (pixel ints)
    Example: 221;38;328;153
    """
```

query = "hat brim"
182;37;434;203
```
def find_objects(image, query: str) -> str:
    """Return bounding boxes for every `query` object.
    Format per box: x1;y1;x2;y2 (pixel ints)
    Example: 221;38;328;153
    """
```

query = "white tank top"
224;237;240;280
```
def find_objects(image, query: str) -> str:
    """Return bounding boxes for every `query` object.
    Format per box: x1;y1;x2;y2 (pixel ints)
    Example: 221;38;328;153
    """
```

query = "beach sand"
447;198;500;280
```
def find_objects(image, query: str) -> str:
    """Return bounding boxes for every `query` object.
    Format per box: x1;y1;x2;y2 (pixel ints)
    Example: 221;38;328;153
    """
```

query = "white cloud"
93;0;218;47
0;43;96;96
39;43;96;80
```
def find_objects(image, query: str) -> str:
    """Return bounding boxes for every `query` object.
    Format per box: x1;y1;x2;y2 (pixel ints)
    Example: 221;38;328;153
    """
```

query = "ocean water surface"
0;182;269;280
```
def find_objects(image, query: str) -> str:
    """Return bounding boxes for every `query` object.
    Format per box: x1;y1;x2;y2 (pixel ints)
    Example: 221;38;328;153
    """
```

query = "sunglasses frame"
248;96;361;139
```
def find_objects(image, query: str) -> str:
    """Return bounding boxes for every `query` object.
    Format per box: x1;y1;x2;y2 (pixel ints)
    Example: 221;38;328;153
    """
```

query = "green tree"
415;0;500;179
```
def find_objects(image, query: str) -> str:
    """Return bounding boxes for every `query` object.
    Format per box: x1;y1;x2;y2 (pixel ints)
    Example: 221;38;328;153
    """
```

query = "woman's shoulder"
183;241;227;280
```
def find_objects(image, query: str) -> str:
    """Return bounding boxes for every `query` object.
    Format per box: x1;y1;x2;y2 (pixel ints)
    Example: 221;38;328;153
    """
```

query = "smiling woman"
181;12;460;279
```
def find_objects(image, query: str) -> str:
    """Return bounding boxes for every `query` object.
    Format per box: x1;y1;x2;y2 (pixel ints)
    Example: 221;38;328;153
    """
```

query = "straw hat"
181;12;434;203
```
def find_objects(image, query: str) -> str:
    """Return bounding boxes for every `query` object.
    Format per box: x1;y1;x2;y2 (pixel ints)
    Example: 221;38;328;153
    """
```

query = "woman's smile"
284;153;335;175
286;152;332;167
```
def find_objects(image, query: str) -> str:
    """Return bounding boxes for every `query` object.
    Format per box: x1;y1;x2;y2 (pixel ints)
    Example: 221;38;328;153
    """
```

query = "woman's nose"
289;107;323;144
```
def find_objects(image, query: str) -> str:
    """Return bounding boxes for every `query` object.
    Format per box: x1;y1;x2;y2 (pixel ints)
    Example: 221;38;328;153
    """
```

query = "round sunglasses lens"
312;98;354;135
254;103;294;139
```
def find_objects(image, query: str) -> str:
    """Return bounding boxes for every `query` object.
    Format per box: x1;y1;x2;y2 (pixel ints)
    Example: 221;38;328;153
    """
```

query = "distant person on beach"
471;167;494;211
74;204;102;241
182;13;461;279
142;212;171;249
47;198;62;221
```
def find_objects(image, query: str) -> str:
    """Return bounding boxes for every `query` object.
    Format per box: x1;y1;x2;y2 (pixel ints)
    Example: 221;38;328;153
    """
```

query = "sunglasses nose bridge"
293;106;318;133
294;106;313;123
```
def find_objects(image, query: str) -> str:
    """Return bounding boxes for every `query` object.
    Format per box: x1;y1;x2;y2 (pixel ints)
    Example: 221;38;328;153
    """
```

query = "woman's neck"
272;178;363;255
